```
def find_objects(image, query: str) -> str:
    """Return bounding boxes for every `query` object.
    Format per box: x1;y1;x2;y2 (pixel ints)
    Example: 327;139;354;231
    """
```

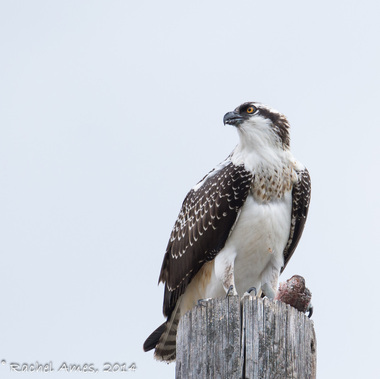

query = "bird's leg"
222;263;237;297
261;282;276;300
214;252;237;296
261;265;279;300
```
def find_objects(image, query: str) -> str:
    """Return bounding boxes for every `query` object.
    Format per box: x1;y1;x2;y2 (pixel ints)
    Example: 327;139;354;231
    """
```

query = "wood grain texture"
176;296;316;379
176;296;241;379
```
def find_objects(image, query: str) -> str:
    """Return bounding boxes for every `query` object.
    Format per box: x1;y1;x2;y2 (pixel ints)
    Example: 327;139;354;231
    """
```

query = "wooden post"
176;296;316;379
176;296;241;379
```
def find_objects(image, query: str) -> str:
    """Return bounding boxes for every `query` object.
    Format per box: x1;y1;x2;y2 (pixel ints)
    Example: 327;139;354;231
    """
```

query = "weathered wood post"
176;296;241;379
176;296;316;379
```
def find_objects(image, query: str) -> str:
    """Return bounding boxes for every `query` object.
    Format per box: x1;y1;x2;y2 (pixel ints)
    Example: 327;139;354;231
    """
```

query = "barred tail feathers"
154;296;183;362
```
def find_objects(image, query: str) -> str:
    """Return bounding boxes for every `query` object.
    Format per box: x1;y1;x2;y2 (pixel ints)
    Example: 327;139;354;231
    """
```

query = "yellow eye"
246;106;255;114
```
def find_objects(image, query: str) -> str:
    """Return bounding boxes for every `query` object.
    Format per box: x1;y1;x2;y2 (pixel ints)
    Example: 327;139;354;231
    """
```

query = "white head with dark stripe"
223;102;290;151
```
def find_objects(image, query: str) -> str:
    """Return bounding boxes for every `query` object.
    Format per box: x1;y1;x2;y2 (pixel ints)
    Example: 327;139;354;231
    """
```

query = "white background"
1;1;379;378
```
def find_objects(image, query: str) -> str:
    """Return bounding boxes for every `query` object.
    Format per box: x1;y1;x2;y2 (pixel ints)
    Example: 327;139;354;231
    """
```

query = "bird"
143;102;311;362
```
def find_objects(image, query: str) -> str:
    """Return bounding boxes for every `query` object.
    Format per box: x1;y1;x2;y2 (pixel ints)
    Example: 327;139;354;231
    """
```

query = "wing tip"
143;322;166;352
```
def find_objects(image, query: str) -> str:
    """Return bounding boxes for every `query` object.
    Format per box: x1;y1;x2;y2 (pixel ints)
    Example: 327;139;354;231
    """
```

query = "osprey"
143;102;311;362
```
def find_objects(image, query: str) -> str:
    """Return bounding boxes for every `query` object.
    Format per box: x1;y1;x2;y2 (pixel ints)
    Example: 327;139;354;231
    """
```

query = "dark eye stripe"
236;102;258;115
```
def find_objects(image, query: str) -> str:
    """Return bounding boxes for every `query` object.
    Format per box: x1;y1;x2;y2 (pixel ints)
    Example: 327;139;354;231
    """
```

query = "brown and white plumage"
143;102;311;362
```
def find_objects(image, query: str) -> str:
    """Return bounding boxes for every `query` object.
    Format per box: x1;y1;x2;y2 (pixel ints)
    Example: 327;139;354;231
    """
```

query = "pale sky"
1;1;380;378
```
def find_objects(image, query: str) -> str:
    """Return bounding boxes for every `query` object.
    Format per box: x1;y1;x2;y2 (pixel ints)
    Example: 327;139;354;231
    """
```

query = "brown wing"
158;161;253;317
282;167;311;272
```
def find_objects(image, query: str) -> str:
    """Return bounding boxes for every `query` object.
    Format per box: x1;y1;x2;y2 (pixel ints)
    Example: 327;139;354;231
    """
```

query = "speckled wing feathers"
282;167;311;272
158;162;253;317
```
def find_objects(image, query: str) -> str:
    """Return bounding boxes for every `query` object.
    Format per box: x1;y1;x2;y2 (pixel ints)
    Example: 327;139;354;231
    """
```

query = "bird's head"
223;102;290;150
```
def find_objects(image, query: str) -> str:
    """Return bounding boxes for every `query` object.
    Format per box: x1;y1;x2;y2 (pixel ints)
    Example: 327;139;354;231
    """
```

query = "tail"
143;297;182;362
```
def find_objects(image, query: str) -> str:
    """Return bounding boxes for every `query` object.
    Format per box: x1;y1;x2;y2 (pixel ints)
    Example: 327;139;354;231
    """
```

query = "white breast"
230;191;292;295
202;191;291;300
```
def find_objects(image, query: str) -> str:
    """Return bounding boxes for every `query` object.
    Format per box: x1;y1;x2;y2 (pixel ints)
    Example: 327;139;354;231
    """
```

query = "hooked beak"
223;111;244;126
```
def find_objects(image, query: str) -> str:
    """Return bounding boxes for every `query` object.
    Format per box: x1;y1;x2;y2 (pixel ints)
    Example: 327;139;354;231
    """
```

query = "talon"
247;287;257;296
198;298;211;307
226;285;235;297
307;303;313;318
